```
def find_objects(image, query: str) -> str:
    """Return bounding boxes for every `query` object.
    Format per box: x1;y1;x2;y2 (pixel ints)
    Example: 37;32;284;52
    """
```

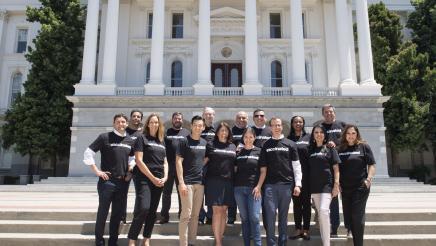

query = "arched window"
271;61;283;87
230;68;239;87
11;73;23;104
214;68;223;87
171;61;183;87
145;62;150;83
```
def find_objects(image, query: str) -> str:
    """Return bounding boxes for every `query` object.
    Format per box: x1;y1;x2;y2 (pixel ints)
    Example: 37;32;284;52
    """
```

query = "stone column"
0;10;7;50
242;0;262;95
335;0;358;95
194;0;213;95
80;0;99;84
145;0;165;95
356;0;381;95
99;0;119;95
290;0;311;95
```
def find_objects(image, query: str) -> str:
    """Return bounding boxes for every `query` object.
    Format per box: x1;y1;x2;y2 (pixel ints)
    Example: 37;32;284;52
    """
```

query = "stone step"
1;220;435;235
1;233;436;246
1;210;436;222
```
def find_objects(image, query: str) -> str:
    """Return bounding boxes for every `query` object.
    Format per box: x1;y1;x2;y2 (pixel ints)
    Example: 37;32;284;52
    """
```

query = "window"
230;68;239;87
271;61;283;87
270;13;281;39
16;29;28;53
214;68;223;87
146;62;150;83
172;13;183;39
147;13;153;39
302;13;307;38
10;73;23;104
171;61;183;87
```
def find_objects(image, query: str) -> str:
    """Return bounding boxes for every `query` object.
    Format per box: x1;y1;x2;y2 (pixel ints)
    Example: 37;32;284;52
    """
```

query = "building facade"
0;0;416;177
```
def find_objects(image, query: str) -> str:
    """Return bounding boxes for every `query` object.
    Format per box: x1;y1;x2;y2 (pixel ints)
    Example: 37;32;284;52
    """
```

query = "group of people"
84;104;376;246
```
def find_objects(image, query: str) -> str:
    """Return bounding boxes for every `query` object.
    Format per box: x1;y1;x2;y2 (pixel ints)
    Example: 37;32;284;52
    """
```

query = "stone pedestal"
291;83;312;96
74;84;116;96
144;83;165;95
193;83;213;96
242;83;263;96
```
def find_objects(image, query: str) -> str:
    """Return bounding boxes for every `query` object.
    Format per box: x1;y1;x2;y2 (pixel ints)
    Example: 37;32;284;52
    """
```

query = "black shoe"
227;219;235;225
156;217;169;224
302;232;311;241
205;218;212;225
198;219;205;225
121;218;127;224
330;233;338;238
288;234;302;240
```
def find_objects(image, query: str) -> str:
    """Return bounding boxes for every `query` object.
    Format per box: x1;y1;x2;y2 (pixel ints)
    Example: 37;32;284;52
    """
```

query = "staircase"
0;177;435;245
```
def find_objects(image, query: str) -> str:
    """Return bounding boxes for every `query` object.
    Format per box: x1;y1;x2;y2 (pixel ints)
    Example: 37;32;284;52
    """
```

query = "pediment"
210;7;245;19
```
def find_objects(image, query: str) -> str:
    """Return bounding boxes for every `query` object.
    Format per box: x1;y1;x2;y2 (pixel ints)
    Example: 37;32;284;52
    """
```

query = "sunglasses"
254;115;265;118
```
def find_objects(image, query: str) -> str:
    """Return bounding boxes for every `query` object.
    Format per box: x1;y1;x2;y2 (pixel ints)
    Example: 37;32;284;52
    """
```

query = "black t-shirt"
165;128;190;165
205;140;237;180
288;133;311;186
201;125;216;143
133;135;166;178
338;143;376;190
176;135;207;185
308;146;341;194
88;132;135;177
232;126;247;147
260;138;299;185
234;147;262;187
126;127;142;138
321;120;346;146
252;125;272;148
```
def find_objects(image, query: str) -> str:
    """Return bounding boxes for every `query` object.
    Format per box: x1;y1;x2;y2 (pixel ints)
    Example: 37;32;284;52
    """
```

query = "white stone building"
0;0;416;178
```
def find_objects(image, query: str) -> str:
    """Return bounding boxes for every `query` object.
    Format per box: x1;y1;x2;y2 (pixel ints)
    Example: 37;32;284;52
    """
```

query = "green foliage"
407;0;436;64
408;165;431;182
1;0;85;169
368;2;403;85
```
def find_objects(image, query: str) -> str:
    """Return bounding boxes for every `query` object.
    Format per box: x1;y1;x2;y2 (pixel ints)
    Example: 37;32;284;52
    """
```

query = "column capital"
0;9;8;21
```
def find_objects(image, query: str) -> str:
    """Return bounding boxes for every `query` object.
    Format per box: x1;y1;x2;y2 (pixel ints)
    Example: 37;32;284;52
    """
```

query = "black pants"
121;179;131;221
292;188;311;230
95;178;127;246
330;196;340;234
160;167;181;219
341;185;370;246
228;204;237;222
128;175;163;240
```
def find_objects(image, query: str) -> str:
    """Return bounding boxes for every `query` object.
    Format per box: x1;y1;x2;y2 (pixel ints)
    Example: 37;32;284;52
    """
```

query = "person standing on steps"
127;113;168;246
260;117;302;246
338;124;376;246
287;116;312;241
83;113;135;246
199;107;215;225
121;109;143;224
176;115;208;246
156;112;190;224
307;124;341;246
317;104;348;237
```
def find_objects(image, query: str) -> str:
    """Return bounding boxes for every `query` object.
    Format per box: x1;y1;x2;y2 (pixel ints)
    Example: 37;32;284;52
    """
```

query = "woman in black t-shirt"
308;125;340;246
338;124;375;246
234;127;266;246
128;113;168;246
288;116;312;240
204;122;237;246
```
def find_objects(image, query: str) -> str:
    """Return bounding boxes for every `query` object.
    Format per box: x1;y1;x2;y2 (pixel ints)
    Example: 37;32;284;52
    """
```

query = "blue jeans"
264;184;293;246
234;186;262;246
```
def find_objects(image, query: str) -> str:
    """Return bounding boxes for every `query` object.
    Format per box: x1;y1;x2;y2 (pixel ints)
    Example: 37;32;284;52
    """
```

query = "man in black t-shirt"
317;104;347;237
260;117;302;246
157;112;190;224
232;111;249;148
252;109;272;148
121;109;143;224
176;115;207;246
199;107;215;224
83;114;135;246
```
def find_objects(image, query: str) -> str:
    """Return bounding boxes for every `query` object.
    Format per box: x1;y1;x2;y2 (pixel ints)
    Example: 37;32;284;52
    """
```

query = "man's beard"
173;122;182;129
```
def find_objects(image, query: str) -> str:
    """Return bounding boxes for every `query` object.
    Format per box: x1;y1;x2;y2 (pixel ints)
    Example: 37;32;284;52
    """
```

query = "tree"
407;0;436;64
367;2;403;88
1;0;85;176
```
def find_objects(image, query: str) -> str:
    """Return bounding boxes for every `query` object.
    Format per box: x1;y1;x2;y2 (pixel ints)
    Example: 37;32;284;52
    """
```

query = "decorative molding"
0;9;8;21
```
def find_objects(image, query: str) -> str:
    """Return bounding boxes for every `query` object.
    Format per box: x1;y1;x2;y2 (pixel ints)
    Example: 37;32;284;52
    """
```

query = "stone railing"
116;87;144;96
311;87;338;96
213;87;243;96
262;87;292;96
164;87;194;96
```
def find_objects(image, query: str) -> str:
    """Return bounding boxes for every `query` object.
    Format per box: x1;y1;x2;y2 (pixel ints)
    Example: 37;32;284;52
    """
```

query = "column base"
359;81;382;96
193;82;213;96
291;83;312;96
339;82;361;96
242;83;263;96
144;83;165;95
74;83;116;96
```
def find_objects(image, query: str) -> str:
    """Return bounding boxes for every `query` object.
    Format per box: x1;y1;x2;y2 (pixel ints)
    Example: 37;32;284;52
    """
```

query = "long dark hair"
288;115;307;140
338;124;366;151
214;121;233;144
143;113;165;143
309;124;328;153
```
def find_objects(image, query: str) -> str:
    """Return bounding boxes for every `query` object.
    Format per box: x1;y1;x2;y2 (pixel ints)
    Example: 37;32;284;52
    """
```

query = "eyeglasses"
254;115;265;118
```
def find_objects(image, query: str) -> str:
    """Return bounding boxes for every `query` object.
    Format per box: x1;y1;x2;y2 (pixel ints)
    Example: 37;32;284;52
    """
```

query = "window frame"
171;13;184;39
15;28;29;54
270;60;283;87
269;13;282;39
